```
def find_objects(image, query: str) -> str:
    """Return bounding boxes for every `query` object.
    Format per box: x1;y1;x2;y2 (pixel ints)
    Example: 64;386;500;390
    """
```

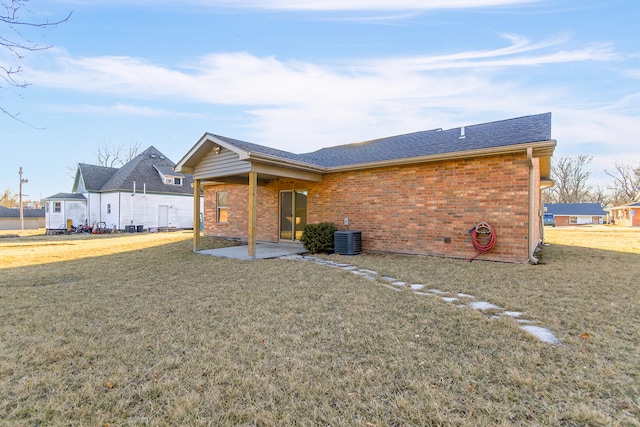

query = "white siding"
100;193;121;230
87;192;102;226
44;192;202;231
76;178;87;193
45;200;86;229
118;193;199;229
574;215;603;225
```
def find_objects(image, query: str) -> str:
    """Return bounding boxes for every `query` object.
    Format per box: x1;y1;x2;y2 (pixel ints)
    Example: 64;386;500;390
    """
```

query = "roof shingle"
210;113;552;168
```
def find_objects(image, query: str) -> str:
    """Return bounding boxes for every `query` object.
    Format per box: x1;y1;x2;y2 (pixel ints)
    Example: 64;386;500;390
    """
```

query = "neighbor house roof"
607;201;640;211
153;165;186;178
0;206;45;218
544;203;607;216
43;193;87;201
75;164;118;192
59;146;194;197
98;146;192;194
176;113;556;176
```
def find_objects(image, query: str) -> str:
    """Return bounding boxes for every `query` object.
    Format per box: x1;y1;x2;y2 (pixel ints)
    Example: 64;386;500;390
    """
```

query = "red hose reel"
469;222;496;261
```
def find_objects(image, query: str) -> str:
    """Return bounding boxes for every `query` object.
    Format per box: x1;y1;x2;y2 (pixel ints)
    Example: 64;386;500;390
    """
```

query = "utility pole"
19;167;28;230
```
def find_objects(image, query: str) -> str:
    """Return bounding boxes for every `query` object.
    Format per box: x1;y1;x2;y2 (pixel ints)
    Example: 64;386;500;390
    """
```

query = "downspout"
527;147;539;265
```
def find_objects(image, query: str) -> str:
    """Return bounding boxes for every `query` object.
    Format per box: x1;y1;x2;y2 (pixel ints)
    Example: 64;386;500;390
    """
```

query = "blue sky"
2;0;639;201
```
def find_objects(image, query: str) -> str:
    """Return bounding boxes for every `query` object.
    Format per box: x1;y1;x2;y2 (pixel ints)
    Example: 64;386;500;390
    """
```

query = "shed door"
158;205;169;227
279;190;307;240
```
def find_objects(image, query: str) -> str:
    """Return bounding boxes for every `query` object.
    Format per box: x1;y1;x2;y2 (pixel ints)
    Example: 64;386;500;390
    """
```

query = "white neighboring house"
44;146;202;233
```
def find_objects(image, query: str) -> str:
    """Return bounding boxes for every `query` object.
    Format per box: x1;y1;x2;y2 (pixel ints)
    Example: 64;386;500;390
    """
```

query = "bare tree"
544;155;595;204
64;142;142;184
0;188;18;207
590;185;611;207
94;141;141;167
605;162;640;206
1;1;71;121
124;142;142;164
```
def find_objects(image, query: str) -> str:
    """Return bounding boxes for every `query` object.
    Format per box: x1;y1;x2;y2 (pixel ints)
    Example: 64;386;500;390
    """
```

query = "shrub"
300;222;337;254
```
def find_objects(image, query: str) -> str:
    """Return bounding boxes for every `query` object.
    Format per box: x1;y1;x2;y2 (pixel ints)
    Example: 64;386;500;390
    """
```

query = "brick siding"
203;152;540;263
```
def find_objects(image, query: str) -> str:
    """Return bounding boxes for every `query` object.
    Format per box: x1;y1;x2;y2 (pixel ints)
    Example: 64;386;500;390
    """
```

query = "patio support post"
248;171;257;259
527;147;539;264
193;178;201;252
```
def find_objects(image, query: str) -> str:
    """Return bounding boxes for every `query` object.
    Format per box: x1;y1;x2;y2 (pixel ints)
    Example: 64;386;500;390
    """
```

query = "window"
570;216;578;224
107;204;111;214
164;176;182;185
217;191;228;223
54;202;61;213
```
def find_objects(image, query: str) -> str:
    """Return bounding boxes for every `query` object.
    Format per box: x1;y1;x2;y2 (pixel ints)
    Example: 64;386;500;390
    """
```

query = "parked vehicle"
543;213;556;227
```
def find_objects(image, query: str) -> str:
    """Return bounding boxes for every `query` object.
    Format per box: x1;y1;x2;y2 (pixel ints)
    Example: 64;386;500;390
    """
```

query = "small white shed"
43;193;87;232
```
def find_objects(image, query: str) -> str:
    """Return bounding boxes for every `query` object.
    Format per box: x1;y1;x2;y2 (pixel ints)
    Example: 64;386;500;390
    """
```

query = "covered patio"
197;242;307;260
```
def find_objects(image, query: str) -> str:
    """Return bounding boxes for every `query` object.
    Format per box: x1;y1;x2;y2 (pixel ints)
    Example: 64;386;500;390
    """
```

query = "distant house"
43;146;202;233
607;201;640;227
175;113;556;263
0;206;45;230
544;203;607;226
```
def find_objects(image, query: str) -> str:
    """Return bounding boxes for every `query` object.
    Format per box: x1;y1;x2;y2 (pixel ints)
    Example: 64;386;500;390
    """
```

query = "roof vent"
160;156;165;159
459;126;466;139
150;154;156;158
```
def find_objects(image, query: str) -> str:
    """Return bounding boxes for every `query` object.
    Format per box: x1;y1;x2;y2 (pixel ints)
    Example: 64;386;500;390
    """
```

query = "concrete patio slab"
197;243;307;260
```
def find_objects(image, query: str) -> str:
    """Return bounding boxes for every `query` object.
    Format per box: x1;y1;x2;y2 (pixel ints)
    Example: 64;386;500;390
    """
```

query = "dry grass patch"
0;228;639;425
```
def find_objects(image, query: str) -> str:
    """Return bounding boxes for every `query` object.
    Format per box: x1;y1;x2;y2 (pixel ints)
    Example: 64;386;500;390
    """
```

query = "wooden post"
248;171;257;259
193;179;201;252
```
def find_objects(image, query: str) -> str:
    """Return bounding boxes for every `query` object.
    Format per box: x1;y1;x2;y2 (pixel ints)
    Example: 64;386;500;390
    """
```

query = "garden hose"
469;222;496;261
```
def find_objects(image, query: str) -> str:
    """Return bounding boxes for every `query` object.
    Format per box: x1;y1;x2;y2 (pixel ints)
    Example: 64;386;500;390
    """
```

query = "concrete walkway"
197;242;307;260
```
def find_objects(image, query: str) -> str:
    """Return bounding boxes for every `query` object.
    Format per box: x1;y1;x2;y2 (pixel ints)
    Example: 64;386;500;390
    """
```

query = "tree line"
543;155;640;206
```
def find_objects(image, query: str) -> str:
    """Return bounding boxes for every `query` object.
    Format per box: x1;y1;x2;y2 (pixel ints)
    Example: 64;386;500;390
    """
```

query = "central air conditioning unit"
334;230;362;255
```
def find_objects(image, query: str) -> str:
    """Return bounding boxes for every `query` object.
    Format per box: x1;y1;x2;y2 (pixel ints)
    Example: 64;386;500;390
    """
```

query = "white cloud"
213;0;544;11
55;0;545;11
23;33;639;166
28;35;614;106
49;103;201;118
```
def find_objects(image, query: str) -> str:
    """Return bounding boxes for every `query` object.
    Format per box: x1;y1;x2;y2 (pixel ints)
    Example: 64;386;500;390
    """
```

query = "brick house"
544;203;607;226
607;201;640;226
175;113;556;263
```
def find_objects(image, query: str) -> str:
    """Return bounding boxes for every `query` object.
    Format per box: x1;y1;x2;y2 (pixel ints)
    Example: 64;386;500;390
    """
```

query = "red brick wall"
611;207;640;227
203;184;279;242
203;152;537;263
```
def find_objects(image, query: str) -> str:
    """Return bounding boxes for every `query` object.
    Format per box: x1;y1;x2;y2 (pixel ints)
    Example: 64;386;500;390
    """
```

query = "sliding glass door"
279;190;307;240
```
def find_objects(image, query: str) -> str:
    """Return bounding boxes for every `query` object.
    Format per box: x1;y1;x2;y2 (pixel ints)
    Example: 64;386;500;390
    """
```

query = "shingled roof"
43;193;87;201
299;112;552;168
96;146;193;194
544;203;607;216
176;113;555;181
76;164;118;192
0;206;45;218
51;146;194;198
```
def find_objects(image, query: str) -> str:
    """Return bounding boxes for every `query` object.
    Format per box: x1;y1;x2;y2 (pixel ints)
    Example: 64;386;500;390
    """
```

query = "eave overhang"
175;133;325;176
326;140;556;173
176;133;556;183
